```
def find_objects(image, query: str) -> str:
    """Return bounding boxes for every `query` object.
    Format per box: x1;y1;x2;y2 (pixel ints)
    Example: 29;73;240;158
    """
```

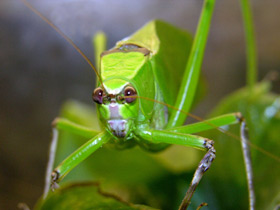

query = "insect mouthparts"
108;119;127;138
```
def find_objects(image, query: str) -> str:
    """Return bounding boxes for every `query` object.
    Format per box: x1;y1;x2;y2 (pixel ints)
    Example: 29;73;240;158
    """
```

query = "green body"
21;0;261;208
53;0;223;186
98;20;192;150
44;0;255;208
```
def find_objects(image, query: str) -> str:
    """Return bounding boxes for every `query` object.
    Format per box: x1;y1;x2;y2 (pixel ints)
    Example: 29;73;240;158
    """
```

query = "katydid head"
92;80;139;138
94;44;155;138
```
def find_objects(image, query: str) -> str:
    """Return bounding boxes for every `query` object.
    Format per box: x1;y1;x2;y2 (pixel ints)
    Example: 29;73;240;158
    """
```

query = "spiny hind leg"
178;139;216;210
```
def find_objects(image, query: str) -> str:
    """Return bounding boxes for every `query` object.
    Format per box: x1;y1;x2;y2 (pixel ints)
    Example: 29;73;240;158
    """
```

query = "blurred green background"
0;0;280;209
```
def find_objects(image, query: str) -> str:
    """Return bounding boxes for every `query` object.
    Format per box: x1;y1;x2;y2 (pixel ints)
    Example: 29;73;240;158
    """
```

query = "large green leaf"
35;182;159;210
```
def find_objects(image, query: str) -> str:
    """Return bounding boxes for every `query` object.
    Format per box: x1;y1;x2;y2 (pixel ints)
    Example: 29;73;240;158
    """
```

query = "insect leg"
137;129;216;209
167;0;216;128
54;117;100;138
240;120;255;210
169;112;255;209
179;140;215;210
50;131;111;192
44;127;58;198
43;118;102;198
168;112;241;134
138;112;255;209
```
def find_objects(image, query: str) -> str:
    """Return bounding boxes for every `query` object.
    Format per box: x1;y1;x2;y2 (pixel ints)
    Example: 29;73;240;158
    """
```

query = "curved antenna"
21;0;104;89
125;95;280;163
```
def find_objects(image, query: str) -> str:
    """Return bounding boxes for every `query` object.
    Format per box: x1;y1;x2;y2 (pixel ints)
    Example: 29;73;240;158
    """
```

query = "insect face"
92;79;138;138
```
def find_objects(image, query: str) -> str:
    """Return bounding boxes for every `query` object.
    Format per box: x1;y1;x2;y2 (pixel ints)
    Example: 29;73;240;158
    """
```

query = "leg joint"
236;112;245;123
203;138;215;152
51;170;59;182
201;138;216;172
51;170;60;191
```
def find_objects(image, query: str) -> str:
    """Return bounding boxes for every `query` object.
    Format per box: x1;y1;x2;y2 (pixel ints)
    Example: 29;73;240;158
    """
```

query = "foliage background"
0;0;280;209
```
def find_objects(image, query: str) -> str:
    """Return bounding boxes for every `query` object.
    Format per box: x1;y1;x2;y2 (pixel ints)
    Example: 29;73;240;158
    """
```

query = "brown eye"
92;87;104;104
124;86;137;103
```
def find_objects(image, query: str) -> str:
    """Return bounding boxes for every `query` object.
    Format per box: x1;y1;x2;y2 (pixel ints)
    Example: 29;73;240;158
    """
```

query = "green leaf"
35;182;159;210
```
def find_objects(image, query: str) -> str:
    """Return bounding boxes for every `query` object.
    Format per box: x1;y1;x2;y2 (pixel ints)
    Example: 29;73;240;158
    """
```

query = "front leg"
50;131;111;187
44;118;100;198
138;129;216;210
44;118;110;198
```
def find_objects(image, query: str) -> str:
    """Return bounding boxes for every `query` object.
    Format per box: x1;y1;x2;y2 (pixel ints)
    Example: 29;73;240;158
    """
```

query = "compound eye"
92;87;104;104
124;86;137;103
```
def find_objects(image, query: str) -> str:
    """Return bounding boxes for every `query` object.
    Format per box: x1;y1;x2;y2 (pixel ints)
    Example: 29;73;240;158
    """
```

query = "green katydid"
21;0;262;209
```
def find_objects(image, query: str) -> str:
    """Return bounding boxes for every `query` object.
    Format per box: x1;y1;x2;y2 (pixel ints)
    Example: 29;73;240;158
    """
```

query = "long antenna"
21;0;104;89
